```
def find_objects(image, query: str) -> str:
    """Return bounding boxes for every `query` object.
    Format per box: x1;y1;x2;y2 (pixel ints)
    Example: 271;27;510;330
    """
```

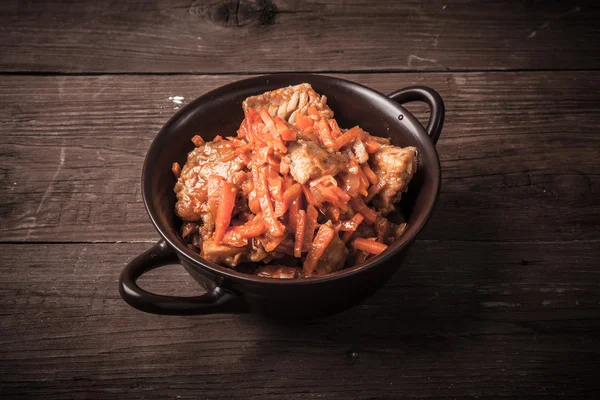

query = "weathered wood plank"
1;72;598;243
0;0;599;73
0;241;599;398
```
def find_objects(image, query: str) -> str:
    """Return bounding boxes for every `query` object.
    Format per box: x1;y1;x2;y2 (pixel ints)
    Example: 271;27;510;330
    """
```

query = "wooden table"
1;1;599;398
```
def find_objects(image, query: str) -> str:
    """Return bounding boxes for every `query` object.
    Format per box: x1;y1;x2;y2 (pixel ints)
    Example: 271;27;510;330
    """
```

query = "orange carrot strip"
303;224;335;274
302;205;319;252
353;237;388;255
248;190;261;214
275;181;300;217
302;184;321;207
278;183;301;216
294;210;306;258
365;179;387;203
330;185;351;202
349;197;378;224
255;166;285;237
316;119;335;148
288;192;304;233
221;234;248;248
362;164;379;186
274;117;296;141
333;126;361;150
259;109;288;153
307;106;319;118
356;168;370;196
207;175;224;220
347;159;361;175
295;113;314;130
364;139;381;153
283;183;302;204
213;135;223;142
223;220;265;247
327;119;343;139
213;181;237;244
268;176;283;202
224;218;266;238
340;213;364;231
191;135;205;147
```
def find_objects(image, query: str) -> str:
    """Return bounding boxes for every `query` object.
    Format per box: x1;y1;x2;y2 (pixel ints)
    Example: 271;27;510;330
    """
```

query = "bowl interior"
143;74;440;281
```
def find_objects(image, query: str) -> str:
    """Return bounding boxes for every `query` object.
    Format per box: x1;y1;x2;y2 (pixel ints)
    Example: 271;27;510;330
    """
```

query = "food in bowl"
171;83;417;278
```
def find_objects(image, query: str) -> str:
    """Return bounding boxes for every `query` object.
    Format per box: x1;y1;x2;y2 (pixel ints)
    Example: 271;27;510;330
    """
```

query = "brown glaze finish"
119;74;444;319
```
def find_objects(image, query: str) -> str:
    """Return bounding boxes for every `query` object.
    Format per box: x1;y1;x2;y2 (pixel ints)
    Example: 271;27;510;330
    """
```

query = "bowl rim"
142;73;441;286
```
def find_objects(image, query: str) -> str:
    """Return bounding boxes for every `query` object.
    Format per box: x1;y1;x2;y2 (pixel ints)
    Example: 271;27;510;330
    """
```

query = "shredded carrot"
302;184;321;207
191;135;205;147
364;139;381;153
365;179;386;203
327;119;343;139
333;126;362;150
248;189;261;214
362;164;379;186
353;237;388;255
347;159;361;175
303;223;335;274
213;181;237;244
302;205;319;252
175;86;417;278
207;175;224;220
330;186;351;202
224;219;266;240
295;113;314;130
349;197;378;224
268;176;283;202
274;117;297;141
340;213;364;232
294;209;306;258
275;182;301;217
254;166;285;237
316;119;335;148
307;105;320;118
288;192;303;233
356;167;370;196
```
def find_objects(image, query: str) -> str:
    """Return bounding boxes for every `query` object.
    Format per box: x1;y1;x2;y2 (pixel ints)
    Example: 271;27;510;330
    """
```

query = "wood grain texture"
1;241;599;398
1;0;599;73
1;72;598;243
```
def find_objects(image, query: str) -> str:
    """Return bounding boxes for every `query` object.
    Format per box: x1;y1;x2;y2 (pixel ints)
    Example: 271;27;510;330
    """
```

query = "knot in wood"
190;0;278;28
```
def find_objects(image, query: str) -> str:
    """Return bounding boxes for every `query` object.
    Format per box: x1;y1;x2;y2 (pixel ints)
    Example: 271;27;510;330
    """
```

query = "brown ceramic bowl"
119;74;444;319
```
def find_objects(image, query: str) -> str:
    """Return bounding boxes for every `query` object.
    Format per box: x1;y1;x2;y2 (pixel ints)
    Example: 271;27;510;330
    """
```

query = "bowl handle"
388;86;445;145
119;240;247;315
